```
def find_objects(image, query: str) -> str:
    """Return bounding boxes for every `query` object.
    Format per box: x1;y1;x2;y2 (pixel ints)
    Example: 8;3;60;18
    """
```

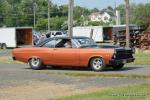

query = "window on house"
104;16;108;20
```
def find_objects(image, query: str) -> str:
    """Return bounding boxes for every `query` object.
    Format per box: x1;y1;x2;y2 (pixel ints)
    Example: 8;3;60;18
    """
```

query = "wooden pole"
33;2;36;29
68;0;74;36
125;0;130;48
48;0;50;31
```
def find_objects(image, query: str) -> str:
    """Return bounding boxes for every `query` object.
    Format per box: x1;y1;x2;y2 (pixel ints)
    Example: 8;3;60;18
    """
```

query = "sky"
52;0;150;9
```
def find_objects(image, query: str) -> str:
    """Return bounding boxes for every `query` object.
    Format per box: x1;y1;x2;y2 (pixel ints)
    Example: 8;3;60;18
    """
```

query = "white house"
89;10;115;23
89;12;102;22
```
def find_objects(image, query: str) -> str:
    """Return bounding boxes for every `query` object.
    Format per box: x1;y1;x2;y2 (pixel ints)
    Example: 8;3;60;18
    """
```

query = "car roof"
35;36;90;47
54;36;89;39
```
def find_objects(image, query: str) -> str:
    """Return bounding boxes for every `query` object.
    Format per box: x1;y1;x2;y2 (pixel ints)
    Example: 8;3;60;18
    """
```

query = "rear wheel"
90;57;105;71
29;58;46;70
112;64;124;70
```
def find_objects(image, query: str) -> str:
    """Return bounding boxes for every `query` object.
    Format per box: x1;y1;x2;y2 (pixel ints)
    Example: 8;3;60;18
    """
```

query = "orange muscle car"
12;36;135;71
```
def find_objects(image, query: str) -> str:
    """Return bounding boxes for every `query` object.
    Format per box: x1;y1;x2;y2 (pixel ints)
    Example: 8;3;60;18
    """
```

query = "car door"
52;39;80;66
41;39;56;65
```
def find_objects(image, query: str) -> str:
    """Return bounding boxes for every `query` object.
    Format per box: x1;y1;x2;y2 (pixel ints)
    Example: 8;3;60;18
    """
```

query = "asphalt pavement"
0;63;149;88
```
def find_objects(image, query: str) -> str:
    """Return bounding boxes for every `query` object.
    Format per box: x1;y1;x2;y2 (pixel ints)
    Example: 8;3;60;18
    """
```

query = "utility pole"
48;0;50;31
33;2;36;29
125;0;130;48
68;0;74;36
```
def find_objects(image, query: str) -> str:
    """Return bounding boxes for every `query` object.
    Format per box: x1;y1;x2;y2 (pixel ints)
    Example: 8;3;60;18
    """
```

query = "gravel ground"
0;49;12;57
0;63;148;88
0;63;149;100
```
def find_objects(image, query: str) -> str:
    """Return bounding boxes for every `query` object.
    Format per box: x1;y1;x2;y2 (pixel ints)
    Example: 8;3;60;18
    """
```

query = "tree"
117;3;150;25
91;8;99;13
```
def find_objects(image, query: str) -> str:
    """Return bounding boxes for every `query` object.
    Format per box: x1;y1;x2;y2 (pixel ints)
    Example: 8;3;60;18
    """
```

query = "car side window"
43;39;55;48
42;39;77;48
55;32;62;35
55;39;77;48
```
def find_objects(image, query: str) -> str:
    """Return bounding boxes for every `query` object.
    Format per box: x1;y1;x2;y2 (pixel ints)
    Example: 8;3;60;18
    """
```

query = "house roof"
101;9;115;17
90;8;115;18
89;12;101;17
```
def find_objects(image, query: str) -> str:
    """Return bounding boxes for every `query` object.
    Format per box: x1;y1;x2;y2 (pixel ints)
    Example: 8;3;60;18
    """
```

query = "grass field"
128;50;150;65
56;83;150;100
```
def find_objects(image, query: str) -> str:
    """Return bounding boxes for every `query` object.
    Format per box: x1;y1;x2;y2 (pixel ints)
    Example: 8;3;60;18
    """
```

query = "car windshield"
74;38;97;47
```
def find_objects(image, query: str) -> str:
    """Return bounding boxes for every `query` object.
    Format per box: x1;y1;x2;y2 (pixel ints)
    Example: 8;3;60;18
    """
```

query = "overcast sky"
52;0;150;9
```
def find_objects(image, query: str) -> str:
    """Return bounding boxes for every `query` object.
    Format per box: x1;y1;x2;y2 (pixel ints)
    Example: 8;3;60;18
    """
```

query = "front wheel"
90;57;105;71
112;64;124;70
29;58;46;70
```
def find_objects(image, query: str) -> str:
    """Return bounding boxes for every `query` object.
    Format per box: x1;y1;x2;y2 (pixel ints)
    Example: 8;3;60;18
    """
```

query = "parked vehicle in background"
0;27;33;48
73;25;138;42
45;31;67;38
12;36;135;71
33;31;42;45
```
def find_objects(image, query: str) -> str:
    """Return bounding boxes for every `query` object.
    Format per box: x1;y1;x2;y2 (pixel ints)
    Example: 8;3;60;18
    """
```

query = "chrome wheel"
31;58;40;67
90;57;105;71
29;57;45;70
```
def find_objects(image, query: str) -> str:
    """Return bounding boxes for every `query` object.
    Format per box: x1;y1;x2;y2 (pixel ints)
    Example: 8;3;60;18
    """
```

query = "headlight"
113;50;117;59
113;54;116;59
114;50;117;54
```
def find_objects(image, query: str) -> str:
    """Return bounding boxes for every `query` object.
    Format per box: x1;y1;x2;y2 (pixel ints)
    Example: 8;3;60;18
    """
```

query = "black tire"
1;43;7;49
90;57;105;71
112;64;124;70
29;58;46;70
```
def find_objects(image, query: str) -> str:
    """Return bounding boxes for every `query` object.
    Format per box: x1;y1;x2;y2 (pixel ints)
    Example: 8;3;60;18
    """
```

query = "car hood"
98;45;119;49
84;45;133;52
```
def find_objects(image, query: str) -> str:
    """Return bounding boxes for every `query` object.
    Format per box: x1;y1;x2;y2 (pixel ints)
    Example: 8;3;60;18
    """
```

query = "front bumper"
109;58;135;65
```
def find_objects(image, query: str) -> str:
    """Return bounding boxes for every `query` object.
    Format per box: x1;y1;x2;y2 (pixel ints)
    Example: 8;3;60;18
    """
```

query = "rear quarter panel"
12;47;53;64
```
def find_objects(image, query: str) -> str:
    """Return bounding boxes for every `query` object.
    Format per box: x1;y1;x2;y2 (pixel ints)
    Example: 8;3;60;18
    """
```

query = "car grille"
115;49;133;59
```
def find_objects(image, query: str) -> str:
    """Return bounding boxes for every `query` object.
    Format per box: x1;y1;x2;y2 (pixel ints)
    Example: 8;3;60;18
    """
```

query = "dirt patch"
0;56;22;64
0;56;13;63
0;80;103;100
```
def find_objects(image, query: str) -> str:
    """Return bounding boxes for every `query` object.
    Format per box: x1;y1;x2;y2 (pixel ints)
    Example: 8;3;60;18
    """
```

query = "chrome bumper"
109;58;135;65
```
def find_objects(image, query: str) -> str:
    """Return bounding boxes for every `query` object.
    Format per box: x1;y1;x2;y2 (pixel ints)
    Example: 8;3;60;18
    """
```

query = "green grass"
34;71;150;79
56;83;150;100
129;51;150;65
64;72;150;79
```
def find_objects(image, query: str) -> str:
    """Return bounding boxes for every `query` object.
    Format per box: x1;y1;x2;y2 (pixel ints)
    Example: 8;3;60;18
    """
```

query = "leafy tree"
36;18;48;30
49;16;67;30
91;8;99;13
117;3;150;25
